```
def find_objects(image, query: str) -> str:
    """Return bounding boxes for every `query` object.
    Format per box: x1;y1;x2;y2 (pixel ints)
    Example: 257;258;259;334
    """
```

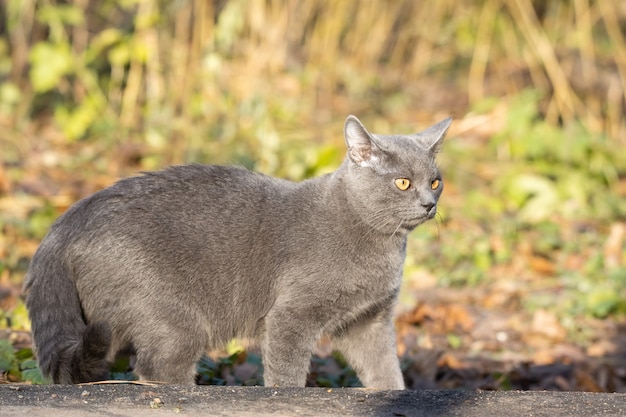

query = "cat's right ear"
414;117;452;155
344;115;378;167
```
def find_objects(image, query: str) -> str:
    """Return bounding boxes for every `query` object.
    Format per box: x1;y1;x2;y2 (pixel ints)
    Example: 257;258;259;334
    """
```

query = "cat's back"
52;164;296;244
117;164;292;203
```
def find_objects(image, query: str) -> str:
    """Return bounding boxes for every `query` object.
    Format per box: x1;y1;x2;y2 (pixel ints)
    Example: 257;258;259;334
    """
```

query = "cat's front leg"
261;307;320;387
333;311;405;390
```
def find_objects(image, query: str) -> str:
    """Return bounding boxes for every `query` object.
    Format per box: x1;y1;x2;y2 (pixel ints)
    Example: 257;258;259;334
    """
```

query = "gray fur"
23;115;451;388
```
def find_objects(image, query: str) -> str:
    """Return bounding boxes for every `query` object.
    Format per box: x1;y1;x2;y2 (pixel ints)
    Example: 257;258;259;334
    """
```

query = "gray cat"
23;115;451;388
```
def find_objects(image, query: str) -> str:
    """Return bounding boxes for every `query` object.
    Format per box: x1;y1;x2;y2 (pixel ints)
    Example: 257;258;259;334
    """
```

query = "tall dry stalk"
597;1;626;141
5;0;625;142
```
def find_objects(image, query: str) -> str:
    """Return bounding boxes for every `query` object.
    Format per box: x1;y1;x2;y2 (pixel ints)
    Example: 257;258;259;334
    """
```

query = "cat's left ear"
414;117;452;154
344;115;380;167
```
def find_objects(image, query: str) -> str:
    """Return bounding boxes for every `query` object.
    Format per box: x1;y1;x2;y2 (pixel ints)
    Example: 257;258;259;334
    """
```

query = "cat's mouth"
402;207;437;229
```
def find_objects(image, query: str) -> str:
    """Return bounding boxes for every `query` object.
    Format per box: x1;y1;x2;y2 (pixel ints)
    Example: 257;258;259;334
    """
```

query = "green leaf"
54;96;103;141
0;339;16;372
507;174;560;223
0;82;21;106
29;42;73;93
586;288;620;318
447;333;463;349
19;359;37;370
36;5;84;26
13;347;35;362
108;42;131;67
21;367;48;385
225;339;244;356
86;28;124;63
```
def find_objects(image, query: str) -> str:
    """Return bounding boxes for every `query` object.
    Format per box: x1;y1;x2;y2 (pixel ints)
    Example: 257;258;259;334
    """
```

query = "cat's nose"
422;202;435;213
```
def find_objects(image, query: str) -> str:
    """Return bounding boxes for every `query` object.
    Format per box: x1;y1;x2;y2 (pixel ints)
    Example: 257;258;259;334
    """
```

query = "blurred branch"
506;0;583;124
469;0;498;104
597;0;626;141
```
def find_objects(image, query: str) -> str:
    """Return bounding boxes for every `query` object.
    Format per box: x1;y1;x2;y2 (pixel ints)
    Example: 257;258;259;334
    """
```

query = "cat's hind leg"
130;322;207;385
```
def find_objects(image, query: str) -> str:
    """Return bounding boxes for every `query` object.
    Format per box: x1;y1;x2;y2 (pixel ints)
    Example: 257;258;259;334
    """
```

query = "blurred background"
1;0;626;390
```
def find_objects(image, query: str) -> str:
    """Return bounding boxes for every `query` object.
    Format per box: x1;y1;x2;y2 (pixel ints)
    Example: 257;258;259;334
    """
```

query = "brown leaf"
604;222;626;269
575;367;603;392
437;353;467;370
530;309;567;342
528;255;557;275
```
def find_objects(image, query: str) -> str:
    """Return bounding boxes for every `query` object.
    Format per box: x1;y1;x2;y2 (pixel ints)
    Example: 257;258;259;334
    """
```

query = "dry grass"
3;0;625;143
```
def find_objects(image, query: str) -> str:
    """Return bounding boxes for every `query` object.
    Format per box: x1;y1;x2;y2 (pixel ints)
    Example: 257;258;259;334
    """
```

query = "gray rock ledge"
0;384;624;417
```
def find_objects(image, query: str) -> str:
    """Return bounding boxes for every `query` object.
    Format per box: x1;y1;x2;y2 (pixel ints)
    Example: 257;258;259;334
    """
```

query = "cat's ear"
344;115;379;166
414;117;452;154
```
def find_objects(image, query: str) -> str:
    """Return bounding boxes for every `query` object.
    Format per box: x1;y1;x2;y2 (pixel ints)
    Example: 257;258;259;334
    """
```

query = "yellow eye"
431;179;441;190
395;178;411;191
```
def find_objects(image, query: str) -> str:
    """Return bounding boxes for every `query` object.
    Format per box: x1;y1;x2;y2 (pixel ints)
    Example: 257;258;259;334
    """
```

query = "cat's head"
341;115;451;236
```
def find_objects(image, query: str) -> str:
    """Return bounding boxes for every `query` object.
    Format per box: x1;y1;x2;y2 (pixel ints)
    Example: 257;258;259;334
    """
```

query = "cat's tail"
23;240;111;383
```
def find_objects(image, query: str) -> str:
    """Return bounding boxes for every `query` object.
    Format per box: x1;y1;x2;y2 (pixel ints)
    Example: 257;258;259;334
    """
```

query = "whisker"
389;218;405;241
433;211;444;241
347;208;392;232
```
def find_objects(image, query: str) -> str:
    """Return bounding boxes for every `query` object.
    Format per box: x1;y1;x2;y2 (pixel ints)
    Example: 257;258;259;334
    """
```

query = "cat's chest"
321;255;404;335
345;237;406;276
331;242;406;299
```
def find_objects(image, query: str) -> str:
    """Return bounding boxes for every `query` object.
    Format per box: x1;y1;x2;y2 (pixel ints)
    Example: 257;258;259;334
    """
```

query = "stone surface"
0;384;625;416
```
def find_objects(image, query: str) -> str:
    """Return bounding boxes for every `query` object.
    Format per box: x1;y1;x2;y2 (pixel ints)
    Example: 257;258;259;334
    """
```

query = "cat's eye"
431;179;441;190
394;178;411;191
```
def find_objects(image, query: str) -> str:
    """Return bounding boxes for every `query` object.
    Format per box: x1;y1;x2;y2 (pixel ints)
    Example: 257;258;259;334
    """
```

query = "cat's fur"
23;115;451;388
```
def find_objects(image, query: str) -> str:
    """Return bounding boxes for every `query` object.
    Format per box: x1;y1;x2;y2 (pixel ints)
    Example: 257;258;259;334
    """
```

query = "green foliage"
0;340;19;377
29;42;73;93
0;340;47;384
493;372;513;391
493;90;626;223
446;333;463;350
0;300;28;333
108;356;137;381
568;264;626;319
407;89;626;322
310;352;361;388
0;81;21;116
19;358;47;385
194;350;362;387
196;351;263;386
